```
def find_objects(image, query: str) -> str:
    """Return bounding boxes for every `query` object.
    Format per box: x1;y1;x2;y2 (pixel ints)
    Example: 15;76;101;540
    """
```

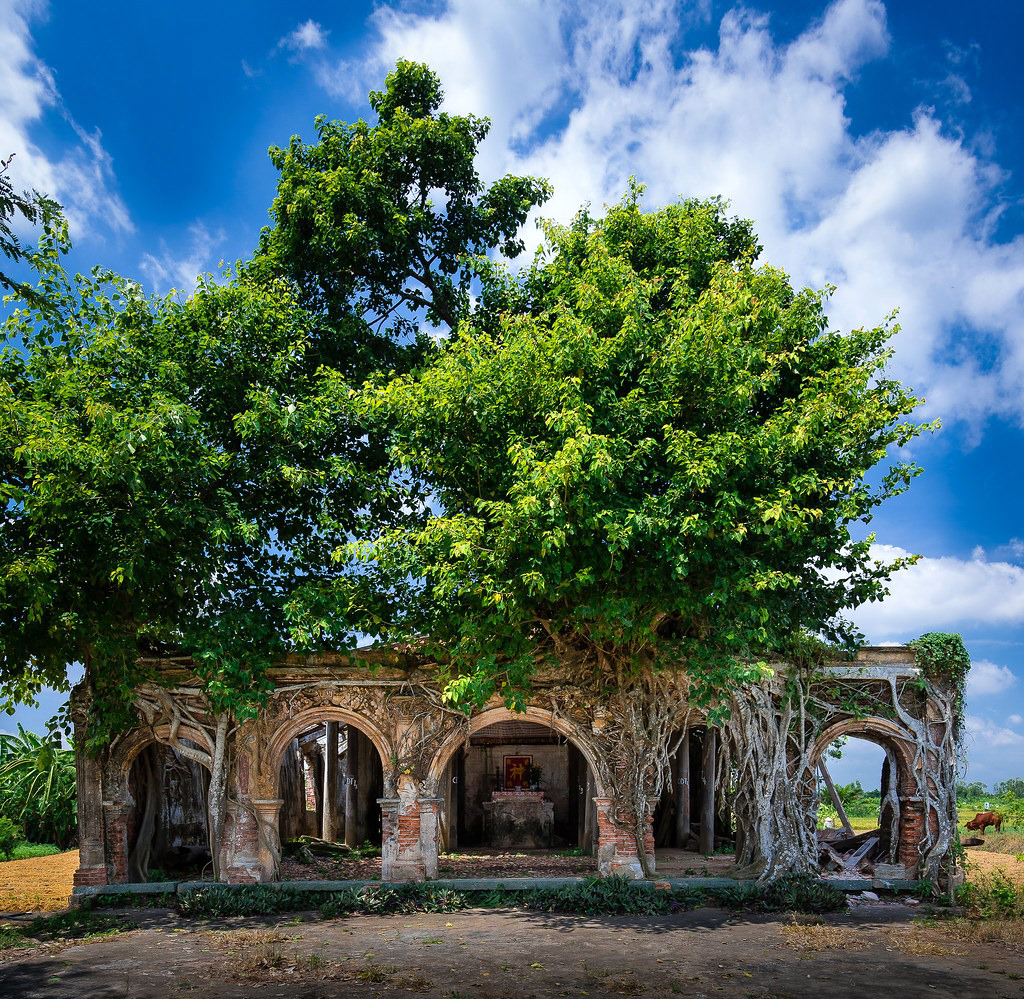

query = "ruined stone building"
72;644;959;888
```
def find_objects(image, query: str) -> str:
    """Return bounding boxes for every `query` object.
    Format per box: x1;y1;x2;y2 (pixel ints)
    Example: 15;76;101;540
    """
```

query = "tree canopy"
318;187;932;711
0;62;551;743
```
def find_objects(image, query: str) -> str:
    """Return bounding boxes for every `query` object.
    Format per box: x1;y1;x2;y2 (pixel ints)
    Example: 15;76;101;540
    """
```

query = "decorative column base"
73;865;110;888
594;797;655;880
379;794;441;881
223;801;263;884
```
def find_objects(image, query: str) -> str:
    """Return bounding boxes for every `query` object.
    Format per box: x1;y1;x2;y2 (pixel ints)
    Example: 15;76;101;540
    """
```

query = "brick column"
223;800;262;883
72;726;109;888
252;799;284;882
102;801;132;883
594;798;655;879
898;796;925;874
378;790;440;881
379;797;400;880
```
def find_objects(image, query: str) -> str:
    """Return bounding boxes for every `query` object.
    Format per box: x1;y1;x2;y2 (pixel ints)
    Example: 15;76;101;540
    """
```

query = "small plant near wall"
527;765;544;790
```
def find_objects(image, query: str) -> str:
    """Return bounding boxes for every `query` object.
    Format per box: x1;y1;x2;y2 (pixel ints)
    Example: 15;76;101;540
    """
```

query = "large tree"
303;188;933;875
335;188;929;704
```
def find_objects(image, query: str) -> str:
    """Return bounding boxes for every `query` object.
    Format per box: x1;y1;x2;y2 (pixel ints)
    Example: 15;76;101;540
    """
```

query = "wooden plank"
818;759;854;837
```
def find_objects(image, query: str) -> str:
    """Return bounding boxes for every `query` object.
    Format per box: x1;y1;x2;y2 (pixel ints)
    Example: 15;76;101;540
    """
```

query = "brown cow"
965;810;1003;834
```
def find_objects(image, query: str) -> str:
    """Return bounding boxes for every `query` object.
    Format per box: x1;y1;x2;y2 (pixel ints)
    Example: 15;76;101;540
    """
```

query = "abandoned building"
71;644;959;888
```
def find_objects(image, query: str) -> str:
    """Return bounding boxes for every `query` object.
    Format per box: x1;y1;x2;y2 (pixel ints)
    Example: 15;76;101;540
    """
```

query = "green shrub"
0;816;22;859
956;871;1024;920
12;842;60;860
708;874;847;914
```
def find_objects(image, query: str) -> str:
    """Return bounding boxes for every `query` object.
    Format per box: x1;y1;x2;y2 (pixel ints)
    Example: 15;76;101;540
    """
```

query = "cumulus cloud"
325;0;1024;426
965;714;1024;749
849;543;1024;639
0;0;131;239
967;659;1018;698
139;221;226;294
280;19;327;54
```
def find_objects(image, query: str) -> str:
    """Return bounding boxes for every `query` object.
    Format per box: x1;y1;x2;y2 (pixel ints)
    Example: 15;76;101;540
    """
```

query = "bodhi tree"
0;62;549;877
311;187;933;878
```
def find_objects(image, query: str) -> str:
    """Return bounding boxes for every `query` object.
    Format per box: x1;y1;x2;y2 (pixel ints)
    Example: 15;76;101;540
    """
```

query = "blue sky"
2;0;1023;791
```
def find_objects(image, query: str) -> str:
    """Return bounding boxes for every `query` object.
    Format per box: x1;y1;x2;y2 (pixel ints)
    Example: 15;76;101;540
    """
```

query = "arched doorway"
431;708;602;877
124;738;212;882
270;715;386;878
811;720;910;873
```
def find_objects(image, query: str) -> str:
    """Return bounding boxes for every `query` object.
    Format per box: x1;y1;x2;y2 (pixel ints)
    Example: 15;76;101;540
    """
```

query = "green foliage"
909;632;971;735
10;841;60;860
957;780;989;800
709;874;847;913
0;726;76;848
338;187;932;708
257;60;550;335
0;815;20;859
162;875;849;919
1;63;548;742
999;792;1024;826
956;870;1024;919
0;153;59;303
996;778;1024;798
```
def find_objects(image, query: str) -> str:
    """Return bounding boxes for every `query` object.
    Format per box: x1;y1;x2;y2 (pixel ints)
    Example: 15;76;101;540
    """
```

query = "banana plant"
0;725;77;849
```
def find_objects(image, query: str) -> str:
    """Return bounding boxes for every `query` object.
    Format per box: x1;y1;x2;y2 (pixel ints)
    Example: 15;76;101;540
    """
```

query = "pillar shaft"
322;722;339;841
675;732;691;847
700;728;716;855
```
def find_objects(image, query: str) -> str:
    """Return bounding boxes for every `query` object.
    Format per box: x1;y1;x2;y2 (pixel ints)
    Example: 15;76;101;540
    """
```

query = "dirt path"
0;902;1022;998
0;852;78;913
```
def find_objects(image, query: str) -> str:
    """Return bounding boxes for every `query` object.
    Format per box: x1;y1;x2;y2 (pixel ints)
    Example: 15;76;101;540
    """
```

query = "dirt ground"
1;900;1023;999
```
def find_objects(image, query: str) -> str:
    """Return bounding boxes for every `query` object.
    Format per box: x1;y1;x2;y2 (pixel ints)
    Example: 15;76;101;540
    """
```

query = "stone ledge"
73;875;923;897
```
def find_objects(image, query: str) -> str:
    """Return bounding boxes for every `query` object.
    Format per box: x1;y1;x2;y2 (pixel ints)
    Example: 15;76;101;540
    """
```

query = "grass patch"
9;842;62;861
0;905;131;951
968;830;1024;857
780;921;870;951
937;917;1024;948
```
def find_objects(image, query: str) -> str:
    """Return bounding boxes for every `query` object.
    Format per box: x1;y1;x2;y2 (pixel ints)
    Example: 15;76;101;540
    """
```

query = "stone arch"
106;723;213;803
264;706;393;798
428;703;607;797
809;716;917;786
808;715;918;870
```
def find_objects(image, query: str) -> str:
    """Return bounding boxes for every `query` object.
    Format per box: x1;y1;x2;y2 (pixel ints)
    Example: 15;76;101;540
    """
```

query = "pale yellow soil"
0;850;78;913
965;846;1024;883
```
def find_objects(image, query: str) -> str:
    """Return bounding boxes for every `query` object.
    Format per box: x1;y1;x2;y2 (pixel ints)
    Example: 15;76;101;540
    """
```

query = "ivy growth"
909;632;971;734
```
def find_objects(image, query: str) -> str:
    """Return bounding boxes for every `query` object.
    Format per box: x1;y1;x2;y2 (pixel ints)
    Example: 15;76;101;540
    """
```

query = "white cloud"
0;0;131;239
328;0;1024;426
1009;713;1023;725
849;543;1024;639
965;714;1024;749
139;221;226;294
280;19;327;54
966;659;1018;698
